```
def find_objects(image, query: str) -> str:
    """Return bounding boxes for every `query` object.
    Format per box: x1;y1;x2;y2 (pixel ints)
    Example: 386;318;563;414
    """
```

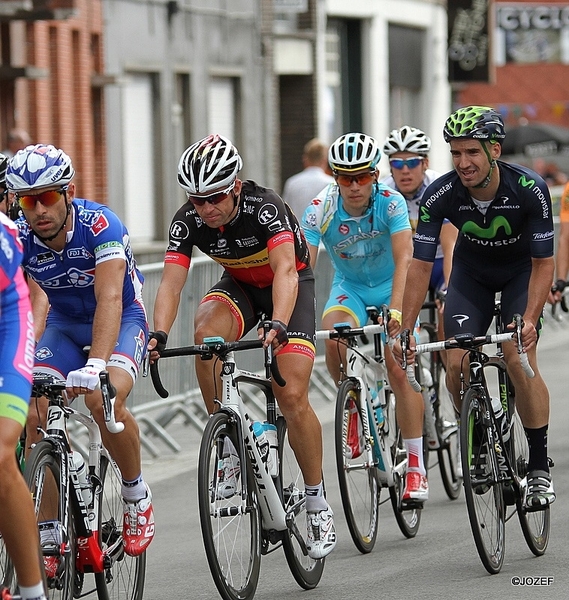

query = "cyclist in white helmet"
302;132;429;504
150;134;337;560
382;126;457;292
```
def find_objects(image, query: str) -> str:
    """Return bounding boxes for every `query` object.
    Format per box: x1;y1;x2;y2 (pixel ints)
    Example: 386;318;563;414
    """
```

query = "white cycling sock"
305;482;328;513
19;582;47;600
121;473;147;502
404;437;426;476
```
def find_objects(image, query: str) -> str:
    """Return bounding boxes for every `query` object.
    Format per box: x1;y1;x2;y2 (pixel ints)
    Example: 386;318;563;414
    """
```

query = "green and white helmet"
443;106;506;143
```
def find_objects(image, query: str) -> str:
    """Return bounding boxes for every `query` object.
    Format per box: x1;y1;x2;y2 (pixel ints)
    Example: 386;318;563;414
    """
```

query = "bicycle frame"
32;377;124;574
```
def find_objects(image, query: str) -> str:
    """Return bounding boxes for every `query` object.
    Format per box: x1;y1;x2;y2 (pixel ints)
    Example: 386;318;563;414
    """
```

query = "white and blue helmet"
328;133;381;173
6;144;75;191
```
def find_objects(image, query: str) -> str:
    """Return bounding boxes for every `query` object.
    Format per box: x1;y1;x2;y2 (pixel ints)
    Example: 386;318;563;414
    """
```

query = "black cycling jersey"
165;180;312;287
414;161;554;268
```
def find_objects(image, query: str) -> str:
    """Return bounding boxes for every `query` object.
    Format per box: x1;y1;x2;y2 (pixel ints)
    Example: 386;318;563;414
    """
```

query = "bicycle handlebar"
401;322;535;392
149;333;286;399
31;372;125;433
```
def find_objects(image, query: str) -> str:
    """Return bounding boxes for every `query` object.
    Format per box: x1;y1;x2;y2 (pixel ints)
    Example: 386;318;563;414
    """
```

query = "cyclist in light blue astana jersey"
6;145;155;565
302;132;429;505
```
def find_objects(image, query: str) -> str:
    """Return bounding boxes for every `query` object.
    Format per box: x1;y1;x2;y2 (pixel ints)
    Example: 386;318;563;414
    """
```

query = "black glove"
554;279;567;293
270;320;289;347
150;330;168;353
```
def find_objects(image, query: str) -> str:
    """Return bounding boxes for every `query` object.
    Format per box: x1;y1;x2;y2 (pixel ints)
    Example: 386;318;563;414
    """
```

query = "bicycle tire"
24;439;76;600
334;379;380;553
435;375;462;500
277;417;325;588
198;411;261;600
95;454;146;600
460;387;505;574
388;394;422;539
510;411;550;555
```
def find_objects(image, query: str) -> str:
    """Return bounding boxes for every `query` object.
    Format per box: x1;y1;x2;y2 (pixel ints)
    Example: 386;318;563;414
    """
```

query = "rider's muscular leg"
321;310;355;386
273;353;323;486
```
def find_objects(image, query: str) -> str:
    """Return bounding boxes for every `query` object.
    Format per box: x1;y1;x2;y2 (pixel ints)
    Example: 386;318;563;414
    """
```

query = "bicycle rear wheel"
388;397;422;539
510;411;550;555
460;388;505;574
198;411;261;600
277;417;325;588
24;439;76;600
435;377;462;500
95;454;146;600
334;379;379;553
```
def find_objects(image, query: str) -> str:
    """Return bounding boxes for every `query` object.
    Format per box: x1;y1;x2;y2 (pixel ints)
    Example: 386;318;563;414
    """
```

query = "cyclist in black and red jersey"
395;106;555;511
150;134;336;560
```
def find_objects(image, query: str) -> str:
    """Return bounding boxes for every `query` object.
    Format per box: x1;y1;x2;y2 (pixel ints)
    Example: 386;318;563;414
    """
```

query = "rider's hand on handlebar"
259;319;289;354
147;330;168;364
66;358;106;399
507;317;536;353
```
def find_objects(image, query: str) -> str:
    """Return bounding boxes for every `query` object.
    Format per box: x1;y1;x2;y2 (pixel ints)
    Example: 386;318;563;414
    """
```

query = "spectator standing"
282;138;334;218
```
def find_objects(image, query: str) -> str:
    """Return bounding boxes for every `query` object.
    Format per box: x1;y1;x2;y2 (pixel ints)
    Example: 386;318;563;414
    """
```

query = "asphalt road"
140;313;569;600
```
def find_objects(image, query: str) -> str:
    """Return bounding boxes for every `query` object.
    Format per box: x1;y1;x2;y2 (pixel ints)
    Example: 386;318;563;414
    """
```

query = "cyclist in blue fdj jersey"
395;106;555;511
302;133;429;504
150;134;336;559
6;145;155;568
0;212;47;600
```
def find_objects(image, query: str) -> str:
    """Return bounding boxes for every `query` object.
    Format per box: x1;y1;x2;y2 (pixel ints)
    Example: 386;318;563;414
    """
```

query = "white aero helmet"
328;133;381;173
178;134;243;196
383;126;431;156
6;144;75;191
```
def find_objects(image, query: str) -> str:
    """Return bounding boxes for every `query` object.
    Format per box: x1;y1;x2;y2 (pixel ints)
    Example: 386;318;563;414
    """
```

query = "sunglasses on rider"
335;172;375;187
187;182;236;207
17;186;68;210
389;157;424;170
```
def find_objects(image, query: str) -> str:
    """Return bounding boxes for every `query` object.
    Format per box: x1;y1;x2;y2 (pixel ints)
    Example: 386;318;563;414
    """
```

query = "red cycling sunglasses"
17;186;68;210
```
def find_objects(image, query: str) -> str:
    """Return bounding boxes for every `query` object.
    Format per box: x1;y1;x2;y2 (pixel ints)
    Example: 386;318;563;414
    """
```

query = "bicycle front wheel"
334;379;379;553
277;416;325;588
95;454;146;600
460;388;505;574
510;411;550;555
24;439;76;600
198;411;261;600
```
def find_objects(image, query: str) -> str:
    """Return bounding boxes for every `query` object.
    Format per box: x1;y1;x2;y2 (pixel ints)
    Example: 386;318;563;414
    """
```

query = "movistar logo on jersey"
462;216;512;239
519;175;535;188
420;206;430;222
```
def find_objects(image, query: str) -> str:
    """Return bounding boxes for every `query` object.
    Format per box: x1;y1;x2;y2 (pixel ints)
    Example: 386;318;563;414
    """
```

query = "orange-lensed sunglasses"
335;172;375;187
17;186;68;210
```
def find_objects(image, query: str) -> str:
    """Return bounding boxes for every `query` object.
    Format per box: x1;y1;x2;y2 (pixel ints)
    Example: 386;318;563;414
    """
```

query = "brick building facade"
0;0;106;202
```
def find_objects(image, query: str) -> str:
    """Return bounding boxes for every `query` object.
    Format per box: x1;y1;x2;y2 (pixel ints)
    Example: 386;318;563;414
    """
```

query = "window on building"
208;76;242;149
122;72;158;243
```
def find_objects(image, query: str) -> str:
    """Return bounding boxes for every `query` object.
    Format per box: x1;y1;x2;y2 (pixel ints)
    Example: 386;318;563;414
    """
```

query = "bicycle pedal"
400;499;424;510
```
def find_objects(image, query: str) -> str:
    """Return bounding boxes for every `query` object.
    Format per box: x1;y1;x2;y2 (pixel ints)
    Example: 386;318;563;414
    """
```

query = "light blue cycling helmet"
6;144;75;191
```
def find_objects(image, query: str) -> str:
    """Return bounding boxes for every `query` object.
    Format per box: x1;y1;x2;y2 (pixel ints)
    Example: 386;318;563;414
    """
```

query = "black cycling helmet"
0;153;7;186
443;106;506;143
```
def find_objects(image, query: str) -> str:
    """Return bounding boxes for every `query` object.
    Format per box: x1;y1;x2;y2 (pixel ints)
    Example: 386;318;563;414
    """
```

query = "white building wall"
324;0;452;174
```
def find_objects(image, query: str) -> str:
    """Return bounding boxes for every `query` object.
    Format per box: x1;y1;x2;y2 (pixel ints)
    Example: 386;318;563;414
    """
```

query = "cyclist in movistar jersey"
0;212;47;600
302;132;429;505
6;145;155;569
395;106;555;511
